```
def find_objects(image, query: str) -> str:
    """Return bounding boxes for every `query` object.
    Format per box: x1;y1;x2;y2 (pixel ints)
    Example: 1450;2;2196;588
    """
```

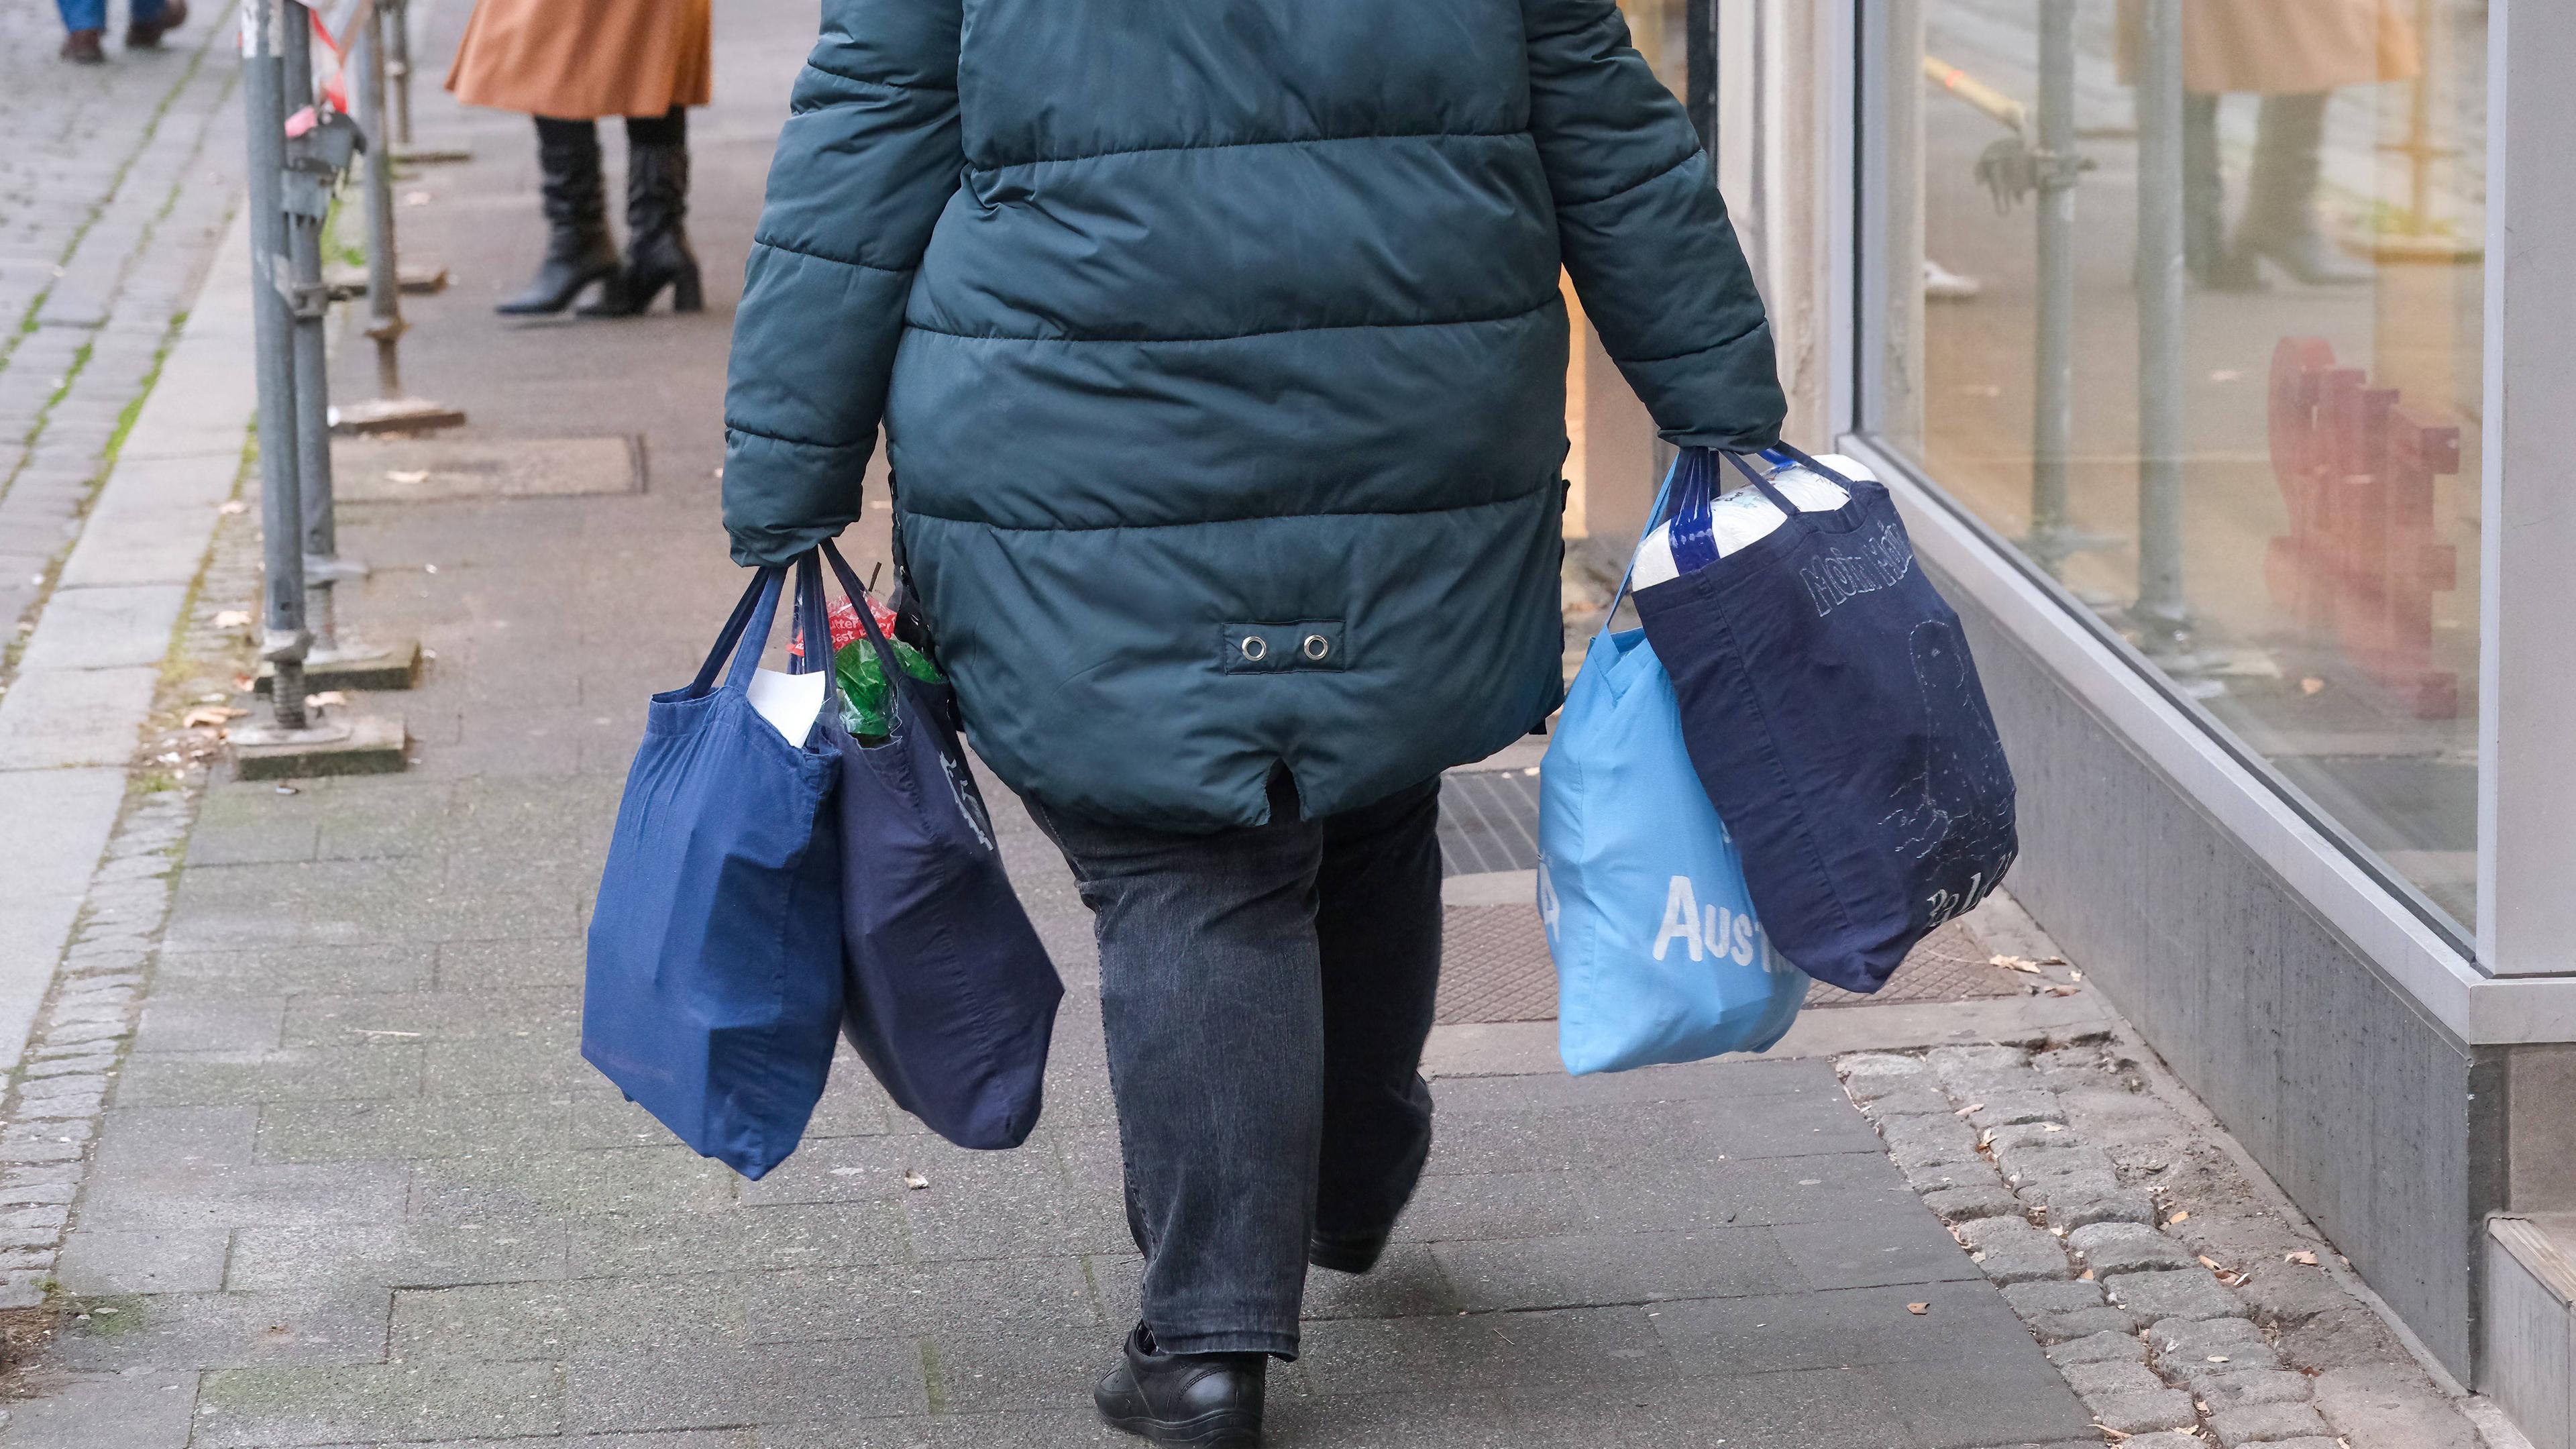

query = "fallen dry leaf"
2286;1250;2319;1267
386;469;431;484
901;1169;929;1190
1955;1104;1983;1116
2076;1269;2096;1281
2300;677;2327;695
1904;1302;1929;1316
1990;954;2044;974
2042;1122;2065;1133
219;499;248;515
2043;985;2078;998
309;690;347;707
213;610;252;629
2167;1211;2190;1225
181;706;246;729
2198;1255;2225;1271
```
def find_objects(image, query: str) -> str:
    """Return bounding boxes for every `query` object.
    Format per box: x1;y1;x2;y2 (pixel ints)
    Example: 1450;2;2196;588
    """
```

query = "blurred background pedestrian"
58;0;186;64
2123;0;2420;288
445;0;710;315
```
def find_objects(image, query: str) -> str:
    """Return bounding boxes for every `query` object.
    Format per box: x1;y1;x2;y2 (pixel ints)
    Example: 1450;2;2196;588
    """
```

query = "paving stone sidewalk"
0;1;2507;1446
0;0;245;655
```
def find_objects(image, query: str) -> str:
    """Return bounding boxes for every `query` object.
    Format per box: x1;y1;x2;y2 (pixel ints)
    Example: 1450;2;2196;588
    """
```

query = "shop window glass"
1869;0;2487;928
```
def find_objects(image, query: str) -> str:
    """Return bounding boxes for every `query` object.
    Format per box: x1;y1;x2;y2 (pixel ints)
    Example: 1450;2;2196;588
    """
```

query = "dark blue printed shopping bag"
584;557;846;1179
1632;446;2018;994
816;542;1062;1150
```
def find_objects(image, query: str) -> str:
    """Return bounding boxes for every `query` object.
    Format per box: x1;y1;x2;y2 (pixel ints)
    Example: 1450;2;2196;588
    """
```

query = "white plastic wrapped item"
1631;453;1873;590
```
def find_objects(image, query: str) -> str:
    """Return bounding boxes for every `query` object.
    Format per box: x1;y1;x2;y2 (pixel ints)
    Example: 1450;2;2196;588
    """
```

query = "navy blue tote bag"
1632;446;2019;995
816;541;1063;1150
584;557;846;1179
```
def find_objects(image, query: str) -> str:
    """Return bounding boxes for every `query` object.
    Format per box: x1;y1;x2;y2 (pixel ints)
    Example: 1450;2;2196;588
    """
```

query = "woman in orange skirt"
2121;0;2419;288
447;0;712;315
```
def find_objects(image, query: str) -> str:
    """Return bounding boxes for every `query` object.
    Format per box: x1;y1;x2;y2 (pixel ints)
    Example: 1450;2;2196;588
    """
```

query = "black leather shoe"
126;0;186;48
1308;1226;1390;1275
1094;1322;1264;1447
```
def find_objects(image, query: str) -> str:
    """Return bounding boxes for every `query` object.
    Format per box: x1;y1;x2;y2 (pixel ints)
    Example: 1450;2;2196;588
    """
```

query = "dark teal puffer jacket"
722;0;1784;830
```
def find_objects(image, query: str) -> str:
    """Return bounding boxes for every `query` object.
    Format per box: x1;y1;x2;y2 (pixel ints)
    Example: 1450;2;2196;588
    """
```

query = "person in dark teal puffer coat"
722;0;1780;1436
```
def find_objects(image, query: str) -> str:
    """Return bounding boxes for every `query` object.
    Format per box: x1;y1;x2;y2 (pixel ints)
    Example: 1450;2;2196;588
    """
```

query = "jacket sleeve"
721;0;965;566
1522;0;1786;451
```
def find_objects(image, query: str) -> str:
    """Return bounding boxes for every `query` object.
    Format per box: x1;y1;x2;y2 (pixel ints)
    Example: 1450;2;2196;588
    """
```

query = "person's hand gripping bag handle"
1631;445;2021;996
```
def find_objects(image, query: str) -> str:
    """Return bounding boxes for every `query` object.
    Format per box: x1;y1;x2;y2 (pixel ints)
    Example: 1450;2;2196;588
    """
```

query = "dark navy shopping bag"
1633;446;2018;995
816;541;1062;1150
584;557;845;1179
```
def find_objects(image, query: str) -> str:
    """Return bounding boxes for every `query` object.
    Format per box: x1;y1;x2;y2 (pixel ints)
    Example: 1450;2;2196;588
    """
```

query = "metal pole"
360;6;407;402
2135;0;2192;650
335;13;462;437
384;0;413;148
244;0;311;731
278;3;345;659
2027;0;2078;573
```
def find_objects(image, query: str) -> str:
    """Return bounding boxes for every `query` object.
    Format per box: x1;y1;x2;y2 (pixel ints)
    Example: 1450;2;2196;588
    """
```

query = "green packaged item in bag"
835;634;941;745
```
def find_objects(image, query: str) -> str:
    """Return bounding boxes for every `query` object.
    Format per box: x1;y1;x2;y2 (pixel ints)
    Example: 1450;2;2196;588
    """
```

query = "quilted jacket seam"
799;59;956;96
971;128;1528;173
1553;144;1699;209
902;299;1556;347
902;476;1557;533
750;237;917;276
1617;315;1771;368
726;421;865;451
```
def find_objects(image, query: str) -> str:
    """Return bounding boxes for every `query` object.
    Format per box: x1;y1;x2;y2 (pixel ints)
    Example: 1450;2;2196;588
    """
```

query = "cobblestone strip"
1838;1042;2490;1449
0;482;253;1316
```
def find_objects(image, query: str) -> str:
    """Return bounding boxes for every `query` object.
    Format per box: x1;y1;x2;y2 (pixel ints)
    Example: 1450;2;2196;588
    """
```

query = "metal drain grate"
1438;769;1542;877
1434;904;2032;1024
1435;905;1560;1024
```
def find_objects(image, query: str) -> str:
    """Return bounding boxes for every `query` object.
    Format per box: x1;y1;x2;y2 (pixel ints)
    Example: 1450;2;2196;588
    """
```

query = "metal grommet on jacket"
1239;636;1269;663
1302;633;1330;661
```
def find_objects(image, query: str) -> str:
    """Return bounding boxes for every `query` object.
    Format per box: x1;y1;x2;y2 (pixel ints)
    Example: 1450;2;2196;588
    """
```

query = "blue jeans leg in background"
58;0;167;33
1028;775;1445;1360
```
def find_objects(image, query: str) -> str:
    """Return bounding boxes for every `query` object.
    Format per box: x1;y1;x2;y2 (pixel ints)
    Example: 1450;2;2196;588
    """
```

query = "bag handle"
816;539;931;712
690;566;784;695
1717;443;1858;540
688;556;839;697
1599;460;1682;637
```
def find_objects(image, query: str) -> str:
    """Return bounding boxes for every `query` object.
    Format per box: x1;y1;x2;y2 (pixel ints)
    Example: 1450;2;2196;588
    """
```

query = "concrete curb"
0;207;254;1073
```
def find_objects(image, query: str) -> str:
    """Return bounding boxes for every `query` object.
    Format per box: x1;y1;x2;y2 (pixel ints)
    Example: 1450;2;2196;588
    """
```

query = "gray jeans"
1027;776;1444;1358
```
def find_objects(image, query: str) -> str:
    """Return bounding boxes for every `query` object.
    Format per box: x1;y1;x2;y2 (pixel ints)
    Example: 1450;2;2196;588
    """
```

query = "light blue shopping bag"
1538;478;1810;1075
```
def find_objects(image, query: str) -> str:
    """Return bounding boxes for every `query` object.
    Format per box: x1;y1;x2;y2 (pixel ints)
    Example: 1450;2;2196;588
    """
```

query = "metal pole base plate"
325;264;453;301
256;637;423;693
333;397;468;435
229;712;409;780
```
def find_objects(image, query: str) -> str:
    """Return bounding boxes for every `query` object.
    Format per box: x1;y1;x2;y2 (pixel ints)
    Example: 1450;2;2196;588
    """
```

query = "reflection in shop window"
1870;0;2485;928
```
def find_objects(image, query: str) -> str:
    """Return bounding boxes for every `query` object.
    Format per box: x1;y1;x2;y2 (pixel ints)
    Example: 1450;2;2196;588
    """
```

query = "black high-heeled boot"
582;137;703;316
497;123;625;316
1093;1322;1265;1448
